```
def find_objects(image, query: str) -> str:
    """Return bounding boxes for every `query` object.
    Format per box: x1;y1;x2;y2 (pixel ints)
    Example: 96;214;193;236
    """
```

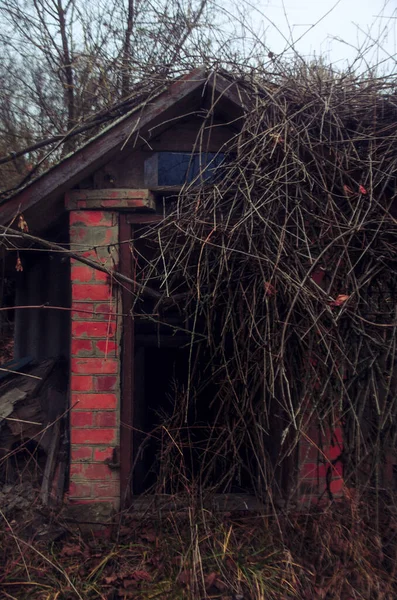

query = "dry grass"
1;493;397;599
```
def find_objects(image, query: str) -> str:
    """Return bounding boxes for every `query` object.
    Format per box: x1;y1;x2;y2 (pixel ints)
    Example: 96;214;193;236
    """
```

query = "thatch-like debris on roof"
126;64;397;499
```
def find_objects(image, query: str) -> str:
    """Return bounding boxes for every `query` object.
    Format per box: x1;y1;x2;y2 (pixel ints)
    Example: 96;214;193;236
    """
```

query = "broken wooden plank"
40;417;61;505
0;359;56;424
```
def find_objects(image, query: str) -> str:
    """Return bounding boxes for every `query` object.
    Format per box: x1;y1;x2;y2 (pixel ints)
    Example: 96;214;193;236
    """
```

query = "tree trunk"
121;0;134;98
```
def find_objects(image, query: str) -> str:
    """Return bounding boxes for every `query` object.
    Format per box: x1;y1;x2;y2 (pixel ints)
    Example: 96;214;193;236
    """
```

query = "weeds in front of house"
0;493;397;599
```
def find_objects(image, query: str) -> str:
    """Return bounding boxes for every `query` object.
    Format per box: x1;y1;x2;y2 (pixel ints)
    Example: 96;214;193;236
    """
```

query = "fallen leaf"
140;531;156;543
123;579;138;588
343;184;354;196
131;570;151;582
359;185;367;195
178;570;192;585
330;294;350;307
60;544;83;557
264;281;276;297
215;578;228;591
205;572;218;589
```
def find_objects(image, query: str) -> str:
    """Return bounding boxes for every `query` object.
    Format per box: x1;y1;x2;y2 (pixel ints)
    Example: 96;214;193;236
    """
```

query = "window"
144;152;225;188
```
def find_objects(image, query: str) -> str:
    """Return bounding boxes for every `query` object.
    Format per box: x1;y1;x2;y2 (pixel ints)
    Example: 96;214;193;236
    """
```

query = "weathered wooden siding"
90;118;236;189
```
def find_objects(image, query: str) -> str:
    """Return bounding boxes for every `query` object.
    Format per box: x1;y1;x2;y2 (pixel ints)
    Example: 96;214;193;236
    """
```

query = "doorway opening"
131;331;260;496
121;216;289;501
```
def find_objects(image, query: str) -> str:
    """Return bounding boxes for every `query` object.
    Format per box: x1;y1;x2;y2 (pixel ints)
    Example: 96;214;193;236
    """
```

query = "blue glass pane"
157;152;225;186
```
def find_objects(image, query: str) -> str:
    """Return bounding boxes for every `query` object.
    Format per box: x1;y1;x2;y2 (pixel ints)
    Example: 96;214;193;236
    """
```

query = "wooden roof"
0;69;246;232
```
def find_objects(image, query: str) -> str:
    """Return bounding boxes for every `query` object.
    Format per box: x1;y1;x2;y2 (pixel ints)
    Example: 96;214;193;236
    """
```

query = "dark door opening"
120;216;287;500
132;343;190;494
131;335;260;496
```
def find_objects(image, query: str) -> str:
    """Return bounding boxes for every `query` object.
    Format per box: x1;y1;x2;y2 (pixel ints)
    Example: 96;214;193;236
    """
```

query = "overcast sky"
232;0;397;70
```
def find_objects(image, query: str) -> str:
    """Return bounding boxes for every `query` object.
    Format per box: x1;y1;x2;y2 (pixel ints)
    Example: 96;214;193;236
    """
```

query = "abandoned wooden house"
4;66;386;512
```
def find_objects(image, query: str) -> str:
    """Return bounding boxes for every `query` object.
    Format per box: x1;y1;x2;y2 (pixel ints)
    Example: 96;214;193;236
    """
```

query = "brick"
79;250;110;264
95;412;117;428
94;376;118;392
71;375;94;391
71;265;96;283
333;427;343;445
71;428;117;445
305;426;319;443
299;480;318;494
93;447;114;462
301;463;319;479
72;283;111;301
299;443;319;462
72;302;95;319
69;481;92;498
70;225;117;247
92;481;119;498
95;303;117;319
84;463;113;480
325;444;343;461
95;340;118;355
69;211;115;227
330;478;344;495
72;321;115;338
70;463;85;476
70;462;114;481
70;411;94;427
331;462;343;477
301;461;342;481
98;197;150;210
317;464;330;478
94;270;109;282
71;446;93;461
72;393;117;410
71;358;118;374
71;339;94;357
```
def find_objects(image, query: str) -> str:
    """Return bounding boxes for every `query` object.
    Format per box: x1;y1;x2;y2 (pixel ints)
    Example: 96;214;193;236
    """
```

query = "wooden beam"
65;189;156;211
126;214;164;224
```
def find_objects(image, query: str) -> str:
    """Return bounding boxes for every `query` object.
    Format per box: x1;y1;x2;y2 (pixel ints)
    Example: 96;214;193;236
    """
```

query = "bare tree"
0;0;227;188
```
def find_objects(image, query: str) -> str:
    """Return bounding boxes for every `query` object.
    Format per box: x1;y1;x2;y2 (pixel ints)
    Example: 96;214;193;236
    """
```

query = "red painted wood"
119;214;134;505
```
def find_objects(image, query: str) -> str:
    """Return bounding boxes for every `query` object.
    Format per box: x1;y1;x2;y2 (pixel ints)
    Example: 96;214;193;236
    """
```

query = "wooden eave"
0;69;246;232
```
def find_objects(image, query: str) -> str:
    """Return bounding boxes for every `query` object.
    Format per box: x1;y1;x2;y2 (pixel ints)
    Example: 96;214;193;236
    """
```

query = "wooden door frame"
119;212;164;504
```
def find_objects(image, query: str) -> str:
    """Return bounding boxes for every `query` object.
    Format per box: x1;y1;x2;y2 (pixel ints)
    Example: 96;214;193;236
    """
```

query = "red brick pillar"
68;210;121;508
296;268;345;503
298;421;344;503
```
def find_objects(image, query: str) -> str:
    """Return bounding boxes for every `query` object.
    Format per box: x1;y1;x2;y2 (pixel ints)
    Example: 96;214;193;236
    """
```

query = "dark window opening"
144;152;226;188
